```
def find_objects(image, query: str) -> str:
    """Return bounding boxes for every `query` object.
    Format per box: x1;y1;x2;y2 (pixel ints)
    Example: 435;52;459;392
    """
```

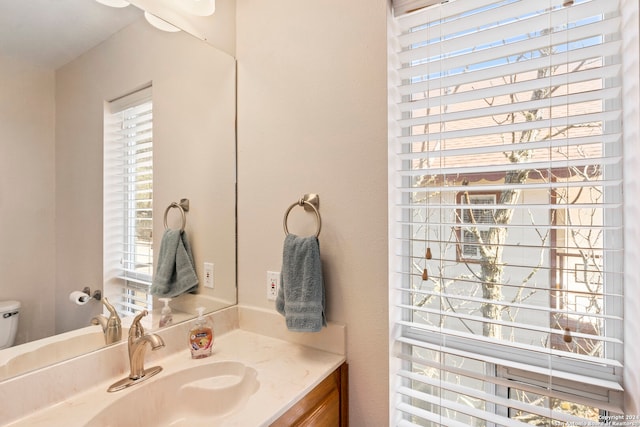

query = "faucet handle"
102;298;119;318
130;310;149;339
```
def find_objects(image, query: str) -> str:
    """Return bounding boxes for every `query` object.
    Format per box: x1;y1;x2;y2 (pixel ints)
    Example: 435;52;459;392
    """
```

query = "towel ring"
163;199;190;232
283;194;322;237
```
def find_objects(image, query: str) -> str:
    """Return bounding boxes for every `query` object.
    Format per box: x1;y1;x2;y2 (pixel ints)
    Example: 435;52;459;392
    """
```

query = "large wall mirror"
0;0;236;380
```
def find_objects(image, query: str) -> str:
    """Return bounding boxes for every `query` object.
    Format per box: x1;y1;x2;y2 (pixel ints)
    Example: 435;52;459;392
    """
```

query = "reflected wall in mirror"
0;0;236;381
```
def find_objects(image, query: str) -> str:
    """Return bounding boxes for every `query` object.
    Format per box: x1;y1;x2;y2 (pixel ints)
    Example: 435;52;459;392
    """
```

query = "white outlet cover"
204;262;214;289
266;271;280;301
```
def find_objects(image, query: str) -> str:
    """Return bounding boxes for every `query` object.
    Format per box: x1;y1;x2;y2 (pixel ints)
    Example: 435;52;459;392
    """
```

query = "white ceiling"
0;0;142;70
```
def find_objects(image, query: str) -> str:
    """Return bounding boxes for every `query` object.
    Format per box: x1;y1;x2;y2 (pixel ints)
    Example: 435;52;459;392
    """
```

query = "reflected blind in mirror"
104;86;154;316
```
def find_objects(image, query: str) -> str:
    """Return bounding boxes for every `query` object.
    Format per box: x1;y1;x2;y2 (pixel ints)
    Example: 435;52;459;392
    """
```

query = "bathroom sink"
85;360;260;427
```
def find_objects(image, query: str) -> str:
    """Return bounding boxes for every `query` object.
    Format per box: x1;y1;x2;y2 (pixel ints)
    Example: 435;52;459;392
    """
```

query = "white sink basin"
86;361;259;427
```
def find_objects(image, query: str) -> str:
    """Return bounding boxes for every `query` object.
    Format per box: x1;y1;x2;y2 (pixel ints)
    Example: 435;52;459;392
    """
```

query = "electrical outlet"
267;271;280;301
204;262;214;289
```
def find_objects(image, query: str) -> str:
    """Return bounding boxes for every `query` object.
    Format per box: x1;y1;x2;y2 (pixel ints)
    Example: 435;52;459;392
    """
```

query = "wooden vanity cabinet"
271;362;348;427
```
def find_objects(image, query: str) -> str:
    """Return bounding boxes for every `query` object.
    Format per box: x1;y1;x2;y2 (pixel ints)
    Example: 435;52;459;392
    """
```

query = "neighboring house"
409;60;608;354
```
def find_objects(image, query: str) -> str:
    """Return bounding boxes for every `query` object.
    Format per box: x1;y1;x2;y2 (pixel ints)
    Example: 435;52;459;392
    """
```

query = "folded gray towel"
150;229;199;298
276;234;326;332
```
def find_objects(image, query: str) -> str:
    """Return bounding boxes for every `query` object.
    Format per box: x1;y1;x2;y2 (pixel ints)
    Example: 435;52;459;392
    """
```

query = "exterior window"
456;192;498;261
389;0;629;424
104;86;153;316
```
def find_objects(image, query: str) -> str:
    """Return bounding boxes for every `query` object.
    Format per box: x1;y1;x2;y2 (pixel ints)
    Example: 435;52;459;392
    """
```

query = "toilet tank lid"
0;300;20;312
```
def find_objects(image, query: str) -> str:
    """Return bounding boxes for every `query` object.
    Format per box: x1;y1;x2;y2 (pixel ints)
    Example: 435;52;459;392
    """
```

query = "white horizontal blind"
104;87;154;316
390;0;625;424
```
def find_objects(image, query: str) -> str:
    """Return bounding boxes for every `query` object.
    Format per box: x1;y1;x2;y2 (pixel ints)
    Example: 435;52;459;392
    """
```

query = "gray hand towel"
150;229;199;298
276;234;326;332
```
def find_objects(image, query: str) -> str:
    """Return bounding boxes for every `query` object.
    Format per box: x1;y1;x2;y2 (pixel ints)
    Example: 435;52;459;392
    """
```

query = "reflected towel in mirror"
151;229;199;298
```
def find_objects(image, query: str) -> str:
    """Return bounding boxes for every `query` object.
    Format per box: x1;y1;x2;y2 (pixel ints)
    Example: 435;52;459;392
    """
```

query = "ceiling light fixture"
180;0;215;17
95;0;215;35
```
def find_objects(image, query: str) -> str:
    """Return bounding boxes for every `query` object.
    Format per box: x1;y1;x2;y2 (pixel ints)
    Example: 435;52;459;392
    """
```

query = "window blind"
104;86;154;316
389;0;626;424
393;0;442;17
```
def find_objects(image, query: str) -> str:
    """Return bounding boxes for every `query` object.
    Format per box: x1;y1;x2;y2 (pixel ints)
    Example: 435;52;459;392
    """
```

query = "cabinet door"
272;363;348;427
297;387;340;427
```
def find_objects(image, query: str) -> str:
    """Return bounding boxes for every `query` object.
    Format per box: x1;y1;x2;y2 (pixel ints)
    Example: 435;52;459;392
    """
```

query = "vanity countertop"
4;329;345;427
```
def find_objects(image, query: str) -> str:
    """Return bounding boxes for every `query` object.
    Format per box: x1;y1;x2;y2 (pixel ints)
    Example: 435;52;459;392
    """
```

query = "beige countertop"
1;307;346;427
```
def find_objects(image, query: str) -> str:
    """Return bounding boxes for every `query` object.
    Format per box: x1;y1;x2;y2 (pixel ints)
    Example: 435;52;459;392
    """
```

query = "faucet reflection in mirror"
91;298;122;345
96;0;215;35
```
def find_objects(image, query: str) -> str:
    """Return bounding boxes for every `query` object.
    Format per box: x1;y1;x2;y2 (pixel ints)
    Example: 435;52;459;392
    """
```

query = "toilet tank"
0;300;20;349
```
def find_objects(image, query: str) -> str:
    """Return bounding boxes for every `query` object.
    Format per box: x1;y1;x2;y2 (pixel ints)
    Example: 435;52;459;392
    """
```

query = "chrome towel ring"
163;198;190;232
283;194;321;237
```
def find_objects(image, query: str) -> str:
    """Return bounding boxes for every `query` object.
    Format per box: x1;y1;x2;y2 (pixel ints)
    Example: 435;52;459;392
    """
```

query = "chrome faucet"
91;297;122;344
128;310;165;379
107;310;165;392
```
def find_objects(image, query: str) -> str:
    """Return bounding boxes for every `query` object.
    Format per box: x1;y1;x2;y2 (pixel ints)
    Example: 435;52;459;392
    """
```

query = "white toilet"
0;300;20;349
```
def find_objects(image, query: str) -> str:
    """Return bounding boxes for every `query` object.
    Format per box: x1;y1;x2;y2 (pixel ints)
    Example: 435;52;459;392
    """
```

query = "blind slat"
398;39;622;82
397;132;620;159
398;87;620;129
395;179;624;195
117;274;152;286
395;336;623;391
392;0;443;18
398;63;622;110
398;9;620;64
398;109;621;143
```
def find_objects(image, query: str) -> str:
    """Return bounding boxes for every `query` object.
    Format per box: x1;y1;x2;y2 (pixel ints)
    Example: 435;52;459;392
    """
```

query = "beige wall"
55;19;236;333
235;0;389;424
0;58;56;345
